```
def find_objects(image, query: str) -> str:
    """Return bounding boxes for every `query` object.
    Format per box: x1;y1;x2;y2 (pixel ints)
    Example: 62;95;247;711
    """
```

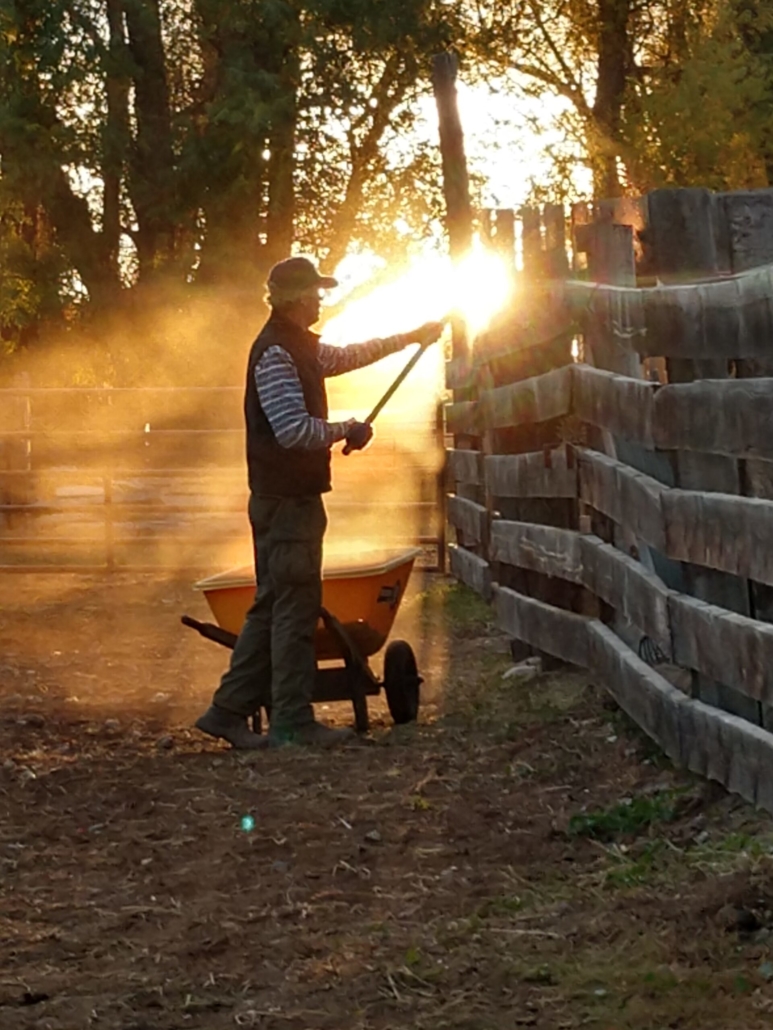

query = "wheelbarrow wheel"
383;640;421;725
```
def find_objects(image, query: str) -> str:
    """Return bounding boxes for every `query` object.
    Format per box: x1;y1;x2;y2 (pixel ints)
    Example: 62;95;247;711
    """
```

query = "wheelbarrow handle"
181;615;238;650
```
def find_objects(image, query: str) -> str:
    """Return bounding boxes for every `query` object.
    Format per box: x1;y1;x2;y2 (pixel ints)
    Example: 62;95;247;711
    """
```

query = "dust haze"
1;294;445;578
0;293;446;724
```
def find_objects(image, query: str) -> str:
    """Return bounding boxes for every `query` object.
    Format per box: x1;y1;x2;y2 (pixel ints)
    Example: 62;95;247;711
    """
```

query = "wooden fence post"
520;206;542;276
494;208;516;272
583;220;639;378
715;189;773;728
543;204;569;279
647;187;758;722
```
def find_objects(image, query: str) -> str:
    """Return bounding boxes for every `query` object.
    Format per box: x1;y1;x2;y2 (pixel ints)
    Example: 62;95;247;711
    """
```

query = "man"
196;256;443;749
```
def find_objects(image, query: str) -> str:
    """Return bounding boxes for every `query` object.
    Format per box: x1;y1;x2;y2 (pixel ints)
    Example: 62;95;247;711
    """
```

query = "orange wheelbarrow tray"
182;546;422;733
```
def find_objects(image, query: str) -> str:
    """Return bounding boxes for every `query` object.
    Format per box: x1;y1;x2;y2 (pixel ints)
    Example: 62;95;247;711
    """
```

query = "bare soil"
2;571;773;1029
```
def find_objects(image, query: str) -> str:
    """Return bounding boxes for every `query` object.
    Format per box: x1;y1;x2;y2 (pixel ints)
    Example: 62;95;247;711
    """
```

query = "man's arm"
256;347;350;449
317;334;410;377
318;321;445;376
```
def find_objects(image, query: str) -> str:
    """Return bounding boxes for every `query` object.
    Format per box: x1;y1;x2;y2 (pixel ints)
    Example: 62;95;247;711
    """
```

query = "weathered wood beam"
448;543;492;601
576;448;666;552
490;522;583;583
485;448;577;499
653;378;773;459
494;584;591;668
663;489;773;587
446;449;482;487
572;365;656;447
565;261;773;361
669;594;773;705
447;495;488;545
480;366;572;430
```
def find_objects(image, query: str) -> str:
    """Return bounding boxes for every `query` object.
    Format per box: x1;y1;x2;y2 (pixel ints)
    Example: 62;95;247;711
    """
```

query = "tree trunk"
591;0;633;198
124;0;178;282
264;8;300;272
104;0;130;279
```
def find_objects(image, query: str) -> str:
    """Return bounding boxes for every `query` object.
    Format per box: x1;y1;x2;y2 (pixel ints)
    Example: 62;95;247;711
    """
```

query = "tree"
620;2;772;192
472;0;773;199
0;0;462;367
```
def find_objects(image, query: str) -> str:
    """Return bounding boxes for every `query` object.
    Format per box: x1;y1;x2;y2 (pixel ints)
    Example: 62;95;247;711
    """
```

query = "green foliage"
0;0;464;361
621;3;773;191
5;0;773;365
568;792;679;841
418;580;494;633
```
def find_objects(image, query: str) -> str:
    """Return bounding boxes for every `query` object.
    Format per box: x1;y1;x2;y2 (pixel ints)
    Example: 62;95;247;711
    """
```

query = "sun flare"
322;237;512;347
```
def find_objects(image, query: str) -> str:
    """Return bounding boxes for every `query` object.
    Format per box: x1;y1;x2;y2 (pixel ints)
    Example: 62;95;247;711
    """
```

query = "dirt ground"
2;570;773;1029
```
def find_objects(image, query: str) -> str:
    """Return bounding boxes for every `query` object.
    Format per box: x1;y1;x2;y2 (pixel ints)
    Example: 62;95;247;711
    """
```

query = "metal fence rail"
0;387;446;573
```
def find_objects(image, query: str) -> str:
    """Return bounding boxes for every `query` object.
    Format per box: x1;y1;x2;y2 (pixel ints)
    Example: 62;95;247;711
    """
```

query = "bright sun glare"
321;237;512;347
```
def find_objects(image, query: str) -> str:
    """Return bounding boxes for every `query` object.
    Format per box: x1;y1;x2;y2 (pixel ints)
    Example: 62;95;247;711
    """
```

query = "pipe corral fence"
0;385;446;574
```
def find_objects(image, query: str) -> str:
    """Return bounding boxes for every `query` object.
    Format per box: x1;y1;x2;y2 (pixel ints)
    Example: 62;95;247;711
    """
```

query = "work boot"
195;704;268;750
268;721;356;749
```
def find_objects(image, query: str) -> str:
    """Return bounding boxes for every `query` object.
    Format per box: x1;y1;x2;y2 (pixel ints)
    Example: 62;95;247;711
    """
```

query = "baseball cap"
267;256;338;293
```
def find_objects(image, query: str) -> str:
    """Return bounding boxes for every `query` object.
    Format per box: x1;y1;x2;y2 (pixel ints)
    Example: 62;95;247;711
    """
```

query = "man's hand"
405;320;445;348
343;421;374;454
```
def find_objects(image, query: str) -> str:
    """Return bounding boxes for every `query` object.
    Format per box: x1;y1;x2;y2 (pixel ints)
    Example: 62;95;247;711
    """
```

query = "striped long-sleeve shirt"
256;334;410;449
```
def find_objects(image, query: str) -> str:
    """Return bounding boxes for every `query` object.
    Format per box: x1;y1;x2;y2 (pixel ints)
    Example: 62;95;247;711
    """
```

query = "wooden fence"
446;186;773;814
0;386;445;573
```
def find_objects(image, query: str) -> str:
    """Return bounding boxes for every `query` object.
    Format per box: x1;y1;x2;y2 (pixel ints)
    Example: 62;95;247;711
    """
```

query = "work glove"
405;320;445;348
342;421;374;454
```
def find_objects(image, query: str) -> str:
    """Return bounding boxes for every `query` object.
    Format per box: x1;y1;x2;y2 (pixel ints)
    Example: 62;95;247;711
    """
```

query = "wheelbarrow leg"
320;607;374;734
251;705;272;735
349;668;370;735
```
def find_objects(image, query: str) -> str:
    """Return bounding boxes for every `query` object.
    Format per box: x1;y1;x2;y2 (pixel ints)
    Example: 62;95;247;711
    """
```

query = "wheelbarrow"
181;546;422;734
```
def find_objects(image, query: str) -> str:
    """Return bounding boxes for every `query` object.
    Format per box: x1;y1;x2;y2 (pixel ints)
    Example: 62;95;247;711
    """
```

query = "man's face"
296;288;322;328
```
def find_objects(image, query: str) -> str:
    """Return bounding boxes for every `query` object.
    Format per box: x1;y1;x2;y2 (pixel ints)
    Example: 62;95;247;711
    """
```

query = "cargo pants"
213;493;326;734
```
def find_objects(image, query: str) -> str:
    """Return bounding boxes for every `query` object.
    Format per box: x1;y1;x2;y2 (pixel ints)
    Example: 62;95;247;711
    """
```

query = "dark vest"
245;311;332;497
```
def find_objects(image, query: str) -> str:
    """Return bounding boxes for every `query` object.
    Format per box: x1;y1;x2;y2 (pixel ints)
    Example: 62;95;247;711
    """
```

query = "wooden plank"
446;355;476;391
678;697;773;813
489;523;672;655
648;190;752;717
653;379;773;459
588;622;684;763
577;448;667;552
474;293;573;363
583;221;640;376
521;205;542;274
669;593;773;704
663;490;773;587
721;189;773;273
446;449;482;486
572;365;656;447
490;521;583;582
743;458;773;500
581;536;673;657
448;544;492;601
480;366;572;430
485;448;576;499
480;333;573;389
447;495;488;545
564;261;773;361
445;400;478;435
494;208;516;270
494;584;591;668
